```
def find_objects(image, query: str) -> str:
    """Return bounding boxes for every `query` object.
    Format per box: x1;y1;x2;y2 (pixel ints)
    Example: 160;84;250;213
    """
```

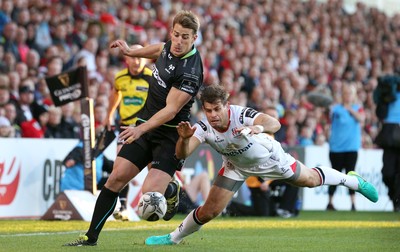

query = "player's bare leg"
146;184;234;245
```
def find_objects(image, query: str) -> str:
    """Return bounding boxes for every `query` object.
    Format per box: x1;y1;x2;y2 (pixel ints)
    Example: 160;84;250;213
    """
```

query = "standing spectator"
374;75;400;212
327;84;365;211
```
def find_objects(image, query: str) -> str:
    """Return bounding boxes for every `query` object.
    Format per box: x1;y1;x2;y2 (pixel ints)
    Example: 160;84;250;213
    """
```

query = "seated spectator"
281;124;299;148
7;71;20;101
225;177;299;218
0;115;15;137
58;102;80;139
93;103;107;129
3;102;20;137
269;180;300;218
0;74;10;107
226;177;273;217
44;106;64;138
298;125;314;146
60;141;113;192
60;136;128;220
176;171;211;214
20;103;48;138
14;82;35;125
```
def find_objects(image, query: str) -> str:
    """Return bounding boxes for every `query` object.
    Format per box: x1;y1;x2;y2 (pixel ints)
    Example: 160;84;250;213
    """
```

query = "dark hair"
200;84;229;105
173;10;200;35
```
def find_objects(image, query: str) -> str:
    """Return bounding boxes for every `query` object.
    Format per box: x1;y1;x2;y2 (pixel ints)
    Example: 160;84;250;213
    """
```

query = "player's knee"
296;172;320;188
307;172;322;187
105;175;128;192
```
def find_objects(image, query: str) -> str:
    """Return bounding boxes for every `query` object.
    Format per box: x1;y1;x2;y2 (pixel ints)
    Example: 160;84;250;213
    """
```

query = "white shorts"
220;158;299;181
214;159;300;192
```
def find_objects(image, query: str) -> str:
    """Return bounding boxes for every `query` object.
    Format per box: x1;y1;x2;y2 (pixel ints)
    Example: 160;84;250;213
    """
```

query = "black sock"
86;187;119;242
164;182;177;198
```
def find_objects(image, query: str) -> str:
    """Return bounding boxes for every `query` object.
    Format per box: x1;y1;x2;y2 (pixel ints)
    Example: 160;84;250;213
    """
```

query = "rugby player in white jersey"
145;84;378;246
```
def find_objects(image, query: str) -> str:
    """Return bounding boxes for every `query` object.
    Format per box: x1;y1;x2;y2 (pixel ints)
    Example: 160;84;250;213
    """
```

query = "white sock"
170;207;203;244
313;166;359;190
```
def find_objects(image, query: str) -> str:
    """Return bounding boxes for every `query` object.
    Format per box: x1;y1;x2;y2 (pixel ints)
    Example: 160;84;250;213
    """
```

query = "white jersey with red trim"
193;105;296;179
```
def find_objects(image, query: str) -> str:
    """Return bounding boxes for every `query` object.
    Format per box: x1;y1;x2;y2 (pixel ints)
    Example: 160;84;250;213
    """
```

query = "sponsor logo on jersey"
162;48;166;58
245;108;258;118
136;86;148;92
180;79;196;94
280;167;290;175
217;142;253;157
214;135;224;143
123;96;144;105
232;127;241;138
239;110;245;123
152;66;166;88
197;121;207;131
165;64;175;74
168;53;173;60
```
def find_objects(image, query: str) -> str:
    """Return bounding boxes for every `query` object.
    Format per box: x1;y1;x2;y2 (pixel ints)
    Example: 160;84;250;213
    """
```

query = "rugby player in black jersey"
64;10;203;247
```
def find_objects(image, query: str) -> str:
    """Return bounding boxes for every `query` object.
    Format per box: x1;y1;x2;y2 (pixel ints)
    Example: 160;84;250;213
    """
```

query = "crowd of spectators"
0;0;399;150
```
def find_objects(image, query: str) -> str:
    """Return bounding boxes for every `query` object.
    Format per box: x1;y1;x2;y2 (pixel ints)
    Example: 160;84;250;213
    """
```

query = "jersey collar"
128;69;144;79
181;46;197;59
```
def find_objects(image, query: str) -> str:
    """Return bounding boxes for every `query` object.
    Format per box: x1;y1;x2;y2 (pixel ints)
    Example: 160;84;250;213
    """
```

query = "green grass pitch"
0;211;399;251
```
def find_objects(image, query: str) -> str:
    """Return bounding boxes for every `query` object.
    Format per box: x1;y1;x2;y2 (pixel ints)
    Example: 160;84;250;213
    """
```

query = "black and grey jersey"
138;40;203;126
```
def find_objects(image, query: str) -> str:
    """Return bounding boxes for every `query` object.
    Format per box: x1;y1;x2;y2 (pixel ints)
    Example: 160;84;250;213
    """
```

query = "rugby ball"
137;192;167;221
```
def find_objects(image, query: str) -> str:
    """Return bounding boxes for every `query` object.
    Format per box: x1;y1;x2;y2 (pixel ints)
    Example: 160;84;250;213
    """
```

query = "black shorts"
117;126;184;177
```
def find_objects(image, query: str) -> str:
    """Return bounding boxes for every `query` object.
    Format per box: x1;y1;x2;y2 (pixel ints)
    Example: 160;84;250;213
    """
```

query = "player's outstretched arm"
110;40;164;59
253;113;281;134
236;113;281;136
176;121;200;159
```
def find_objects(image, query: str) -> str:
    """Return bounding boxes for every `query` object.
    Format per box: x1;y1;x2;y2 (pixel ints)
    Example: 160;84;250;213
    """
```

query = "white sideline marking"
0;223;172;238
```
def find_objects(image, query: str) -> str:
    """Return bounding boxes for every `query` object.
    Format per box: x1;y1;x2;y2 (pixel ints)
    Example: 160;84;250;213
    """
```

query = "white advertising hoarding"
0;138;78;218
302;144;392;211
0;139;392;220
